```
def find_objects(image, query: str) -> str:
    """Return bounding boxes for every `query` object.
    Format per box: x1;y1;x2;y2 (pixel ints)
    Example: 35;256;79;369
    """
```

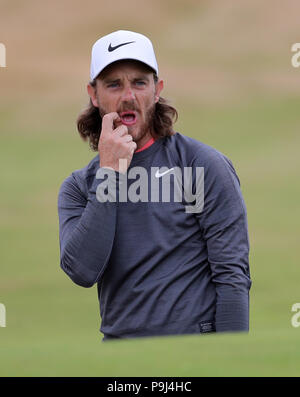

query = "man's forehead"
98;59;154;80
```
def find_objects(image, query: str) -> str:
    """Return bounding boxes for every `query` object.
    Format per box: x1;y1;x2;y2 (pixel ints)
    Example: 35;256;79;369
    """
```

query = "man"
58;30;252;341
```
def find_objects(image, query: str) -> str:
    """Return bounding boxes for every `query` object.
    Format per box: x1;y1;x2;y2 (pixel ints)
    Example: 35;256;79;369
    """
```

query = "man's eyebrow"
132;75;150;81
102;77;120;84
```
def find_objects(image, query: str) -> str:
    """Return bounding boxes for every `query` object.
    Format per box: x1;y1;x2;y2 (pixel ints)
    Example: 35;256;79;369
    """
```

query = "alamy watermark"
0;43;6;67
0;303;6;327
291;43;300;68
291;303;300;328
95;162;205;214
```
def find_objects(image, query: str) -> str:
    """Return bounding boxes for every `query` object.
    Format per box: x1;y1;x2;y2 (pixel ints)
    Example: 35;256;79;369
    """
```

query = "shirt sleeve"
57;168;122;288
193;149;252;332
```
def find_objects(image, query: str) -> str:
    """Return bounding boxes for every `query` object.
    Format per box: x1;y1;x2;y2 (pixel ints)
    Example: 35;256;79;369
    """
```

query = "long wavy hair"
77;73;178;151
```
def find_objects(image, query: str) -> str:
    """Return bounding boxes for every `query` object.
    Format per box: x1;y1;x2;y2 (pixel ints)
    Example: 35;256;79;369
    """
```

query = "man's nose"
121;85;135;101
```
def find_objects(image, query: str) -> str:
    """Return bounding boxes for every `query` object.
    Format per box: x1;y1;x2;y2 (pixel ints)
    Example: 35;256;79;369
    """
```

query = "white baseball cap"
90;30;159;81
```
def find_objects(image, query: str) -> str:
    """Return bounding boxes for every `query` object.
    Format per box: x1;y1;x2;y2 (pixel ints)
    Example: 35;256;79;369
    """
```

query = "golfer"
58;30;252;340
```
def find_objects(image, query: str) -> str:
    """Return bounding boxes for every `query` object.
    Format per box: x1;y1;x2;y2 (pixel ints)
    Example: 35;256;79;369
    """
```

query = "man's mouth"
119;111;137;126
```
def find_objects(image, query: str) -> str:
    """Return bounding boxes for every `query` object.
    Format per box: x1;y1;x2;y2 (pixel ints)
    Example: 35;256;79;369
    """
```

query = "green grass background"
0;0;300;376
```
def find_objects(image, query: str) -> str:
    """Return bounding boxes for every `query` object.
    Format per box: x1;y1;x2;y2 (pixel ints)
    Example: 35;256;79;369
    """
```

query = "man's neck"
136;131;157;150
135;136;155;153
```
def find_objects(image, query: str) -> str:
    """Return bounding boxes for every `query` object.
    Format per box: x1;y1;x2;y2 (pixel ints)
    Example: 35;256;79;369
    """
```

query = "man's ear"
154;79;164;103
87;83;99;108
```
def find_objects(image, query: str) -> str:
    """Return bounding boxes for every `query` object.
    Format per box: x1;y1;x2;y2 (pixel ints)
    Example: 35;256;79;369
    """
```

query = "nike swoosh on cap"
108;41;135;52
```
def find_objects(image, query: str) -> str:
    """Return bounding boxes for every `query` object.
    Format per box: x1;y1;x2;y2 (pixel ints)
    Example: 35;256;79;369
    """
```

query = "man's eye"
107;83;119;88
135;81;146;86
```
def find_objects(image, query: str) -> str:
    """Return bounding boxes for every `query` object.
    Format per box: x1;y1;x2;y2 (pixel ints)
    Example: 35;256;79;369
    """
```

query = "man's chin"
126;125;141;141
123;119;153;144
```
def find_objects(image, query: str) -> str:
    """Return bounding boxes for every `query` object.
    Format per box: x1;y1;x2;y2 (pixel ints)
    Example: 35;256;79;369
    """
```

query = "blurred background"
0;0;299;376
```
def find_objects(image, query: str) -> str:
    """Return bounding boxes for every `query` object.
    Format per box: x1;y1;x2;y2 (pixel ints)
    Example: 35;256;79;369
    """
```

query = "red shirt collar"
135;137;155;153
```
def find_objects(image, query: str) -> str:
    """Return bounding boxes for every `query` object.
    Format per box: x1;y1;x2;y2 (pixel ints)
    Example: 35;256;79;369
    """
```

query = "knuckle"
115;125;127;134
125;134;132;141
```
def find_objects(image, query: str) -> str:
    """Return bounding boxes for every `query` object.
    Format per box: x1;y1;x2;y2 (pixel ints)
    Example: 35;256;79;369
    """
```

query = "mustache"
117;101;139;113
117;107;139;113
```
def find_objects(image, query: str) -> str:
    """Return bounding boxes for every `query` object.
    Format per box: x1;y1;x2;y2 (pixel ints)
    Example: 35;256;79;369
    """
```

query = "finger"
101;112;121;134
129;141;137;153
123;134;133;142
114;125;129;137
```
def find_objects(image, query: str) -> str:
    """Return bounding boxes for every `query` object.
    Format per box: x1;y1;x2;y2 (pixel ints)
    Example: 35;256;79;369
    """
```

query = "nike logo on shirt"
155;168;174;178
108;41;135;52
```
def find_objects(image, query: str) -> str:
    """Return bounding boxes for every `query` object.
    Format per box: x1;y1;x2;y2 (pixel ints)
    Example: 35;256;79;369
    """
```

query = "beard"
131;102;155;142
98;100;156;143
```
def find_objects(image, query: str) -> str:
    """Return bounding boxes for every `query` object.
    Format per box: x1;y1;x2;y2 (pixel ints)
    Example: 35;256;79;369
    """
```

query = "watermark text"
95;163;205;213
0;303;6;327
0;43;6;67
291;303;300;328
291;43;300;68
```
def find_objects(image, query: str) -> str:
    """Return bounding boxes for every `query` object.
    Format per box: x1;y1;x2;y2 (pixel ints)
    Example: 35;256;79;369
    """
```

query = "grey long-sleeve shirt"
57;132;252;339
